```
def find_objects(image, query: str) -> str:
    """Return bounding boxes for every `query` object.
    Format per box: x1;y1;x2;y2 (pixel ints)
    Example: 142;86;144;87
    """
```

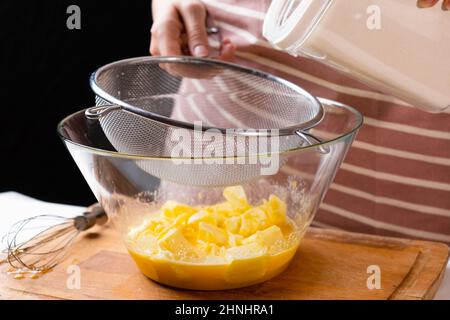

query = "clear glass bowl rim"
57;98;363;161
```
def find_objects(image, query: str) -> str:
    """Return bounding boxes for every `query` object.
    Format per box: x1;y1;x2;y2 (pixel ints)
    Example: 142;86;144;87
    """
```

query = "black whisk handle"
74;204;108;231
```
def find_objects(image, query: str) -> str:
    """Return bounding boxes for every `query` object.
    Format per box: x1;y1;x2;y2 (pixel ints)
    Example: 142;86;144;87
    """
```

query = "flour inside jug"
264;0;450;112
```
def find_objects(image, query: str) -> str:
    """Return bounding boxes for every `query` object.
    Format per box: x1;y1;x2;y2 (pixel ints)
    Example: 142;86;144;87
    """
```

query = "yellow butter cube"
187;211;218;226
157;228;198;259
223;186;251;212
239;214;260;237
224;216;241;234
265;195;287;225
209;202;236;215
245;207;269;230
182;226;198;242
173;213;190;226
155;213;189;240
259;225;285;248
154;223;167;234
241;225;285;249
144;219;165;234
132;230;158;255
198;222;228;245
225;243;268;283
241;233;260;245
227;232;244;247
226;242;268;259
197;241;225;256
161;201;196;219
146;219;159;230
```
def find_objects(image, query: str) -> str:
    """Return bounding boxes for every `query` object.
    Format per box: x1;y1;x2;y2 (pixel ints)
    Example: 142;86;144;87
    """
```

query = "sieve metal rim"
89;56;325;137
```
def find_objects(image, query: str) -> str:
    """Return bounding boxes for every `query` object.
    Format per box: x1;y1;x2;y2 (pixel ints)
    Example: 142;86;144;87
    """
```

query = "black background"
1;1;152;205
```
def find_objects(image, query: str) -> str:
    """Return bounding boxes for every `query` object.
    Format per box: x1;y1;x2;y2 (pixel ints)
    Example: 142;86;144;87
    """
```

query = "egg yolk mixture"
126;186;301;290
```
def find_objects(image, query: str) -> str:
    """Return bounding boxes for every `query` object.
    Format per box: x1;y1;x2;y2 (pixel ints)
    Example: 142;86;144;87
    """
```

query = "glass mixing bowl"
57;98;362;290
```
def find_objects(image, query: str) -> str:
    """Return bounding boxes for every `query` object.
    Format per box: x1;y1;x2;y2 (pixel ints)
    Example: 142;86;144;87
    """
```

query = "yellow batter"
126;186;301;290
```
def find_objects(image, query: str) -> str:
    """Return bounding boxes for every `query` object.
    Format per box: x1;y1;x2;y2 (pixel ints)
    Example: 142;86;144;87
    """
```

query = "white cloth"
0;192;85;252
0;191;448;299
435;264;450;300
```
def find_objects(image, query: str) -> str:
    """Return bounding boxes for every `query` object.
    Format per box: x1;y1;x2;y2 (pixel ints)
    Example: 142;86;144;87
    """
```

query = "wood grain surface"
1;225;448;300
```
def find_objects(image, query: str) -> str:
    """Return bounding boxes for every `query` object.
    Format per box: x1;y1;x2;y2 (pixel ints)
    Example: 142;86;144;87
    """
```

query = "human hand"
417;0;449;10
150;0;236;59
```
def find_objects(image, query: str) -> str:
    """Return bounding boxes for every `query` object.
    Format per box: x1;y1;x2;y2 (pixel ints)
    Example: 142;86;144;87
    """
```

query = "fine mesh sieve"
86;56;326;186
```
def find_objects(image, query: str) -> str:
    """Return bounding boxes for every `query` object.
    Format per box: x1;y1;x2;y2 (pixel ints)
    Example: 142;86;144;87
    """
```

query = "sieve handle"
295;130;330;154
205;13;222;57
85;105;122;120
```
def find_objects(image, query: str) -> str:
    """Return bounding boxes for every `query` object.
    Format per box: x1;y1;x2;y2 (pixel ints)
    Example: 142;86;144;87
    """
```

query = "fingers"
149;0;238;60
218;38;237;62
417;0;439;8
150;1;184;56
417;0;450;10
159;62;219;79
175;1;210;57
150;16;184;56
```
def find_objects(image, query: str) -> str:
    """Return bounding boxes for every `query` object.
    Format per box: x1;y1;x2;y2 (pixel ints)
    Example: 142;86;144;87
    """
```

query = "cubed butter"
266;195;287;225
187;210;218;226
198;222;228;245
210;202;235;216
245;207;269;230
225;243;268;283
224;216;241;233
223;186;251;212
157;228;198;259
227;232;244;247
161;201;197;219
241;233;259;245
197;241;225;256
259;225;285;247
241;225;285;249
143;219;165;234
127;186;300;290
239;214;260;237
132;230;158;255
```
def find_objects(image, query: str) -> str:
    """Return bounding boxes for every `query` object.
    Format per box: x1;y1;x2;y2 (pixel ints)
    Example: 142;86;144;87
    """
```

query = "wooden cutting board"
1;225;448;300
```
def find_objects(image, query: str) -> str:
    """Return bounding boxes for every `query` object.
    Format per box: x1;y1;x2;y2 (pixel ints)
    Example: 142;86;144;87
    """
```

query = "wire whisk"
1;204;107;278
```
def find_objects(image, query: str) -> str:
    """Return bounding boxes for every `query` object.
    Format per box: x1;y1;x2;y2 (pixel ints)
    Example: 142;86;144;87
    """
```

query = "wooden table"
1;226;448;300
